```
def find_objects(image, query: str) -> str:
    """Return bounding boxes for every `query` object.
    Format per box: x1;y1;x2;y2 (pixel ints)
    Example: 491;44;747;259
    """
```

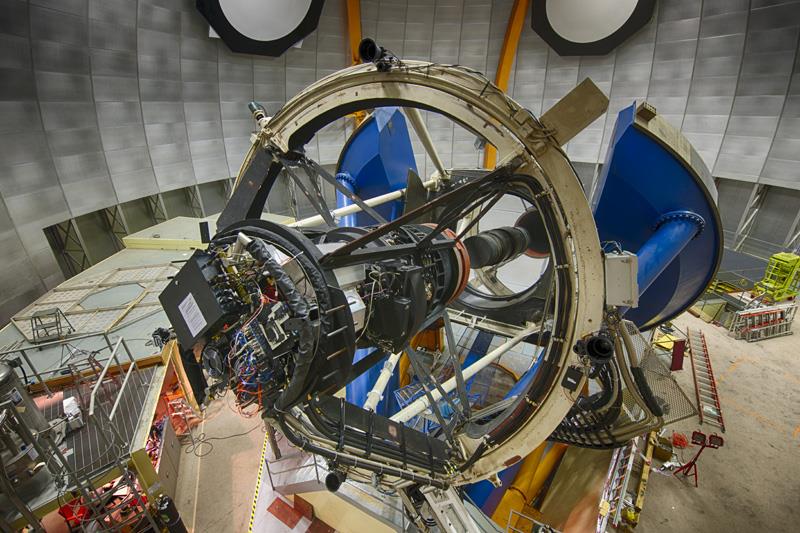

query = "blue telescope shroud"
336;102;722;508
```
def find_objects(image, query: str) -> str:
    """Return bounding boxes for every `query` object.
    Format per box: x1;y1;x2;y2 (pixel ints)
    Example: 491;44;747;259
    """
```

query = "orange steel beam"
484;0;530;169
346;0;362;65
346;0;367;125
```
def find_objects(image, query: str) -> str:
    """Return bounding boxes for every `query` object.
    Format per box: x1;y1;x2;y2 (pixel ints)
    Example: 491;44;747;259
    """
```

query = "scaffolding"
753;252;800;302
1;337;161;531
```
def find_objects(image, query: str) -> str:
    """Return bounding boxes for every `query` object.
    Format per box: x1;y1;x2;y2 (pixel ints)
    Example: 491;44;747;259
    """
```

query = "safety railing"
507;509;559;532
263;449;322;492
87;338;138;420
0;337;155;533
81;338;157;532
0;331;138;398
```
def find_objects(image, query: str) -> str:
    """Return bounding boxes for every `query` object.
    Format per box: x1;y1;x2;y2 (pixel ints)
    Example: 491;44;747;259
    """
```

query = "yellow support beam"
526;443;567;506
623;431;656;527
346;0;362;66
346;0;367;125
491;442;547;529
484;0;530;169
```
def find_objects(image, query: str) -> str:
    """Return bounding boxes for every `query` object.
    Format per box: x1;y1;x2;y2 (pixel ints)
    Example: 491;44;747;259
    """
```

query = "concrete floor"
173;394;267;532
639;313;800;533
173;311;799;533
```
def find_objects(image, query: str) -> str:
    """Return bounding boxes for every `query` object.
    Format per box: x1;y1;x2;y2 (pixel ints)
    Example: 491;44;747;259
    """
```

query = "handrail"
88;338;123;417
109;361;136;420
0;330;139;397
0;330;120;356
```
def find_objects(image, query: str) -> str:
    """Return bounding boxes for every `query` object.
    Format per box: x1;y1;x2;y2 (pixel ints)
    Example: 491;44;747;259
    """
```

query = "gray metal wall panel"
0;0;29;38
32;4;118;218
30;5;87;46
31;40;88;74
714;18;799;181
717;178;755;231
0;196;48;323
744;186;800;255
512;5;550;118
89;0;136;26
254;55;286;113
0;6;72;296
0;68;35;101
647;0;700;130
6;0;800;322
453;0;490;168
598;11;658;159
31;0;86;17
198;180;228;215
682;1;749;169
361;0;379;41
218;42;254;173
376;0;407;56
404;0;437;176
429;0;465;169
763;36;800;188
139;2;196;192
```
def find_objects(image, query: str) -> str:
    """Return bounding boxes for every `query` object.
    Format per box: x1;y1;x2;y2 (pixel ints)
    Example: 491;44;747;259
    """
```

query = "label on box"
10;387;22;405
178;292;206;337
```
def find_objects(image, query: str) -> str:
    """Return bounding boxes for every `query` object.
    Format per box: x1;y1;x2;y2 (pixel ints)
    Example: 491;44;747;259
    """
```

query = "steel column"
483;0;530;169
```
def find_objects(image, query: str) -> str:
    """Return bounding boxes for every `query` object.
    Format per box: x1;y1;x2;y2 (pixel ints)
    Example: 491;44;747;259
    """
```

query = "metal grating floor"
639;351;697;426
624;322;697;426
36;366;157;479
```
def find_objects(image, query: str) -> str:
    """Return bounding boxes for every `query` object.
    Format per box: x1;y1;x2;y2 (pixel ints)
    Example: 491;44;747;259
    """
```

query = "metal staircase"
415;486;491;533
686;329;725;432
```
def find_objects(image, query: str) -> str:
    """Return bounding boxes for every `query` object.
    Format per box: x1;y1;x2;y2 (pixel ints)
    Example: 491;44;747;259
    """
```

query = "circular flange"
253;61;604;483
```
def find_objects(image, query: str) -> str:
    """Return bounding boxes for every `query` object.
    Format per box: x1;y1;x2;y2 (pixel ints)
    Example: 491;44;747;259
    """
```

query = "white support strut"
363;351;404;412
404;107;447;179
288;178;439;229
389;325;537;423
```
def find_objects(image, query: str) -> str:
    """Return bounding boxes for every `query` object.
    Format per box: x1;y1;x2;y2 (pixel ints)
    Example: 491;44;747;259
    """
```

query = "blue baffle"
335;107;418;226
341;107;417;416
592;103;723;330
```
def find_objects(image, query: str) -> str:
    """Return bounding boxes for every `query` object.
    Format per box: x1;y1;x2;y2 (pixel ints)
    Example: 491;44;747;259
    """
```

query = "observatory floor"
171;312;798;532
638;313;799;533
172;394;267;532
173;393;383;532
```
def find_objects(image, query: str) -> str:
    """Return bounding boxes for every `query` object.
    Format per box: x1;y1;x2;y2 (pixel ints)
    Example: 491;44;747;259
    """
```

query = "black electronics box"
159;250;226;347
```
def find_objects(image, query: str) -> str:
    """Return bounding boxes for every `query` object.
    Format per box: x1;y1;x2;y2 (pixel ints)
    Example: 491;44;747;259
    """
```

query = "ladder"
597;437;639;532
730;302;797;342
687;329;725;432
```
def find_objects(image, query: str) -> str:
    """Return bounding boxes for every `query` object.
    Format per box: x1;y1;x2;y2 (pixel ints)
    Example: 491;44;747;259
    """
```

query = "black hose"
575;363;615;412
246;237;314;411
631;367;664;417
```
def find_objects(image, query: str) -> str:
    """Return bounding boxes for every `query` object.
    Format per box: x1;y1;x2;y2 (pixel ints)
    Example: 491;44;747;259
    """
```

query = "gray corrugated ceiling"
1;0;800;323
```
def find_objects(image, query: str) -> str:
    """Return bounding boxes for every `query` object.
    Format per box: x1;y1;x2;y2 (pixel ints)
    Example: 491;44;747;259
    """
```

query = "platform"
249;430;404;532
2;361;167;529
